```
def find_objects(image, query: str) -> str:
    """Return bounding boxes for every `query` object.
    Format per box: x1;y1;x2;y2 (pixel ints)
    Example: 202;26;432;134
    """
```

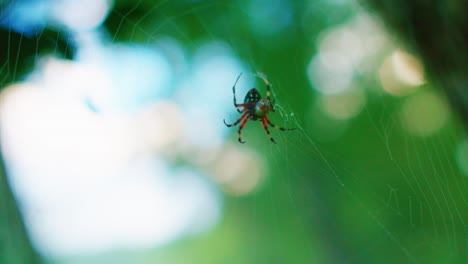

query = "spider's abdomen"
244;88;261;104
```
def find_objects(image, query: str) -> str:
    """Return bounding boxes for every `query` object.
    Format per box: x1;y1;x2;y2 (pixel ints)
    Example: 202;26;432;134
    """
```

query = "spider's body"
223;73;295;143
243;88;272;120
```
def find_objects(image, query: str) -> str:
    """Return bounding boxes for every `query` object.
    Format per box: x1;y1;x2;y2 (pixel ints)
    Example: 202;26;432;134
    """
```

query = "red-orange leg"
224;111;248;127
237;115;250;143
234;102;254;111
261;118;276;143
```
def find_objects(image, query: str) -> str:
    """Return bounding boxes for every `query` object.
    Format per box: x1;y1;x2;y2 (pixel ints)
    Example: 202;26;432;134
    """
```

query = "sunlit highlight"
319;88;366;120
52;0;112;31
0;38;234;256
319;28;362;74
307;55;353;95
247;0;292;36
31;57;112;104
379;50;425;96
210;145;265;195
131;100;184;152
392;50;425;86
307;13;387;95
400;92;450;136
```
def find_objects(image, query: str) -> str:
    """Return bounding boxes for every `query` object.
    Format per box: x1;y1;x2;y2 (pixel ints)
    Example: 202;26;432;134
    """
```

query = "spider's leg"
237;115;250;143
260;73;272;100
235;102;255;111
264;116;296;131
223;111;248;127
260;73;276;112
261;118;276;144
233;73;243;113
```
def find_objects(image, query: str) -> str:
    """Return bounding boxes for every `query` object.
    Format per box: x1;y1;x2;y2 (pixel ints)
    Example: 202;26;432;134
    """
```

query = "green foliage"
1;0;466;263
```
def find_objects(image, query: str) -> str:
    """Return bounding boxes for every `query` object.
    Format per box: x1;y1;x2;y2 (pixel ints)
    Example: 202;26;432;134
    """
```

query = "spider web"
0;0;467;263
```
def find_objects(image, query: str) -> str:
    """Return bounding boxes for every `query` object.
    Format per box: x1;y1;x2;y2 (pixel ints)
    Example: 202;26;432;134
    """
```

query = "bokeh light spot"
318;88;366;120
210;145;265;196
379;49;425;96
53;0;111;31
392;50;425;86
307;55;353;95
400;92;450;137
308;13;387;95
247;0;292;36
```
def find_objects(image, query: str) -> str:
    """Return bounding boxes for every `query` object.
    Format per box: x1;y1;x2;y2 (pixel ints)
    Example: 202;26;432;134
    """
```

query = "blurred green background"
0;0;466;264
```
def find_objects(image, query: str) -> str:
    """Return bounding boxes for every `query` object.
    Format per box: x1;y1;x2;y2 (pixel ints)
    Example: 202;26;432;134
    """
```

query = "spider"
223;73;295;144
